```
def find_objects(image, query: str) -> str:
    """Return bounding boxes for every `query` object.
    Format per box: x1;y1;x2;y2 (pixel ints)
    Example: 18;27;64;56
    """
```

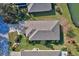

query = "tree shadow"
29;3;56;17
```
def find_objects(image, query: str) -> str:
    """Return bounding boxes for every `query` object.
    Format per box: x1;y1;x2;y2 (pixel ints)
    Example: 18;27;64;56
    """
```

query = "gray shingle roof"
28;3;52;13
21;50;61;56
25;21;60;41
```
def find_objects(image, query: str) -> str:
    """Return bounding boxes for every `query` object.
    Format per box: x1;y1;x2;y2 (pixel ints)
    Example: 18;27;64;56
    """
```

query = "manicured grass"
19;35;51;50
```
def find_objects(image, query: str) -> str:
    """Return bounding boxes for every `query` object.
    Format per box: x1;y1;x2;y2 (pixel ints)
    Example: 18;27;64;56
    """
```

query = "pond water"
0;37;9;56
68;3;79;27
0;16;9;56
0;16;9;34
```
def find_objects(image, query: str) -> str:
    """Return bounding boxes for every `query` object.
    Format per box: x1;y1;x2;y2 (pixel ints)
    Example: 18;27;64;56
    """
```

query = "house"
28;3;52;13
24;20;60;41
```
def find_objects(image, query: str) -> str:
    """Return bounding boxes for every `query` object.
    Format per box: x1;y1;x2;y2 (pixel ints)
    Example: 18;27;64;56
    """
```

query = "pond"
0;16;9;34
68;3;79;27
0;37;9;56
0;16;9;56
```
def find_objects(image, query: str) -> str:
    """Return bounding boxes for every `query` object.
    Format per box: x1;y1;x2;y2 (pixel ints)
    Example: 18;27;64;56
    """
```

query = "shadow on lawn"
29;4;56;17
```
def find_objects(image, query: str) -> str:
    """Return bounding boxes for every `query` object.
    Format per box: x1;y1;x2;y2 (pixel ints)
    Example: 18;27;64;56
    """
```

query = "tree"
56;6;62;15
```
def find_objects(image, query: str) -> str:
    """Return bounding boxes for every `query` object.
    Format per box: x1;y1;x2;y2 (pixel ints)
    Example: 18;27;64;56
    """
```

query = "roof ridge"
29;29;38;40
26;28;36;37
50;20;59;31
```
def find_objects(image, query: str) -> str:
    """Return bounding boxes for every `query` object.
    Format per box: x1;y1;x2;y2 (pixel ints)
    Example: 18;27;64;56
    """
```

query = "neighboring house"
10;52;21;56
24;21;60;41
15;3;27;8
10;50;61;56
28;3;52;13
21;50;61;56
10;50;68;56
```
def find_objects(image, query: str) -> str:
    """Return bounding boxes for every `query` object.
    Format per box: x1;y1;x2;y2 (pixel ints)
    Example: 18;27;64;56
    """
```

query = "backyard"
19;35;52;50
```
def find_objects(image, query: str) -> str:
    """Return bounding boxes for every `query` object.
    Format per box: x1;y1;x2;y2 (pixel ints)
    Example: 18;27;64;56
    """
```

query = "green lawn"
19;35;51;50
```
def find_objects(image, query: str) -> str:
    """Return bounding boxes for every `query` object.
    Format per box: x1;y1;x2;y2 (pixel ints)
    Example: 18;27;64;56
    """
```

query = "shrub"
29;41;36;45
68;40;71;44
15;35;22;43
71;40;76;44
61;46;67;51
68;51;72;56
12;46;16;51
9;41;13;46
40;41;45;45
56;7;62;15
